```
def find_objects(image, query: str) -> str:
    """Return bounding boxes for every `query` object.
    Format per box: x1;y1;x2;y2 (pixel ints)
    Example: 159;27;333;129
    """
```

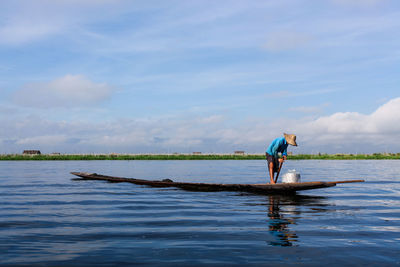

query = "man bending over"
266;133;297;184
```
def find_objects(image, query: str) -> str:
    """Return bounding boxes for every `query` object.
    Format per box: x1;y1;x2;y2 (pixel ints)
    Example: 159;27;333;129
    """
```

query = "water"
1;160;399;266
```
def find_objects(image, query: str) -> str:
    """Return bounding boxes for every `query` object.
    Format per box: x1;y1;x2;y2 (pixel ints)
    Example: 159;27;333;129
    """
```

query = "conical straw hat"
284;133;297;146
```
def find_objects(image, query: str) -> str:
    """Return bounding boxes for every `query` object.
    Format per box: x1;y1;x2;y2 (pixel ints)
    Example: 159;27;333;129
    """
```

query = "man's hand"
279;156;287;163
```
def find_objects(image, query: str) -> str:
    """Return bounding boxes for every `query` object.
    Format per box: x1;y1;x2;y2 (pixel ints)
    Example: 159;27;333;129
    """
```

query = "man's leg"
268;161;275;184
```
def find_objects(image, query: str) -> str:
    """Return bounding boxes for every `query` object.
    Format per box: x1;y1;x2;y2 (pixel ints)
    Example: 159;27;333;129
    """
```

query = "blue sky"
1;0;399;154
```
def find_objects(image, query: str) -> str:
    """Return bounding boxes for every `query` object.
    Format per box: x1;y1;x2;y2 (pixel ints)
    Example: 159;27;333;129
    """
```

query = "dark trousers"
266;153;279;173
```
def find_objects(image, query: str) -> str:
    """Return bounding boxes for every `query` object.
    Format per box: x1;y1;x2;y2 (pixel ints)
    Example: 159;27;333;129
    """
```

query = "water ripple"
1;160;400;265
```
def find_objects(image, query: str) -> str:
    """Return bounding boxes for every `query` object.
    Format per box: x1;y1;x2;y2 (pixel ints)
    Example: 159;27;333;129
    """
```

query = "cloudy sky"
1;0;399;154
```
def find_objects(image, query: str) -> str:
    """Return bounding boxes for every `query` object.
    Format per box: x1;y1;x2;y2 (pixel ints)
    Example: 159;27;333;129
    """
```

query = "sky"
0;0;399;154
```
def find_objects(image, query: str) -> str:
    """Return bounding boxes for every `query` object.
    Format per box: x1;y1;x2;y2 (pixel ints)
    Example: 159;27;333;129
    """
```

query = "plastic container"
281;169;301;183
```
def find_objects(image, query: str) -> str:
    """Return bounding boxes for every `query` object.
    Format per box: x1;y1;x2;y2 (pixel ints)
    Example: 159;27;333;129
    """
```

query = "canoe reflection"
267;194;326;247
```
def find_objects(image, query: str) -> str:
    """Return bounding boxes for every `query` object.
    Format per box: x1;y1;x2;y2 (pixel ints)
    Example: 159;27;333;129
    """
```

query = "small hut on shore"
23;150;41;155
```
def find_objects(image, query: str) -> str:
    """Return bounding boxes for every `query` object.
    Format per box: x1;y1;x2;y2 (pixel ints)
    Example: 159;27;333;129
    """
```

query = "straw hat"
284;133;297;146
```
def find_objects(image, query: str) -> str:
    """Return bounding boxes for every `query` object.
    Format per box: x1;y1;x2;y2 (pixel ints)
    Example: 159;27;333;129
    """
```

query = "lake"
1;160;399;266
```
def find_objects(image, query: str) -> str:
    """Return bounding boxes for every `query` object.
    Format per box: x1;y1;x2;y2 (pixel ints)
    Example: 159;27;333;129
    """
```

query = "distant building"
23;150;41;155
234;151;245;155
193;152;202;155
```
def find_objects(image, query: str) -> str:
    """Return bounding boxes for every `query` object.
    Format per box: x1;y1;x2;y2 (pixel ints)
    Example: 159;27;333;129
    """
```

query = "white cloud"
13;74;114;108
0;0;126;45
1;98;400;154
297;97;400;146
16;135;68;146
264;31;313;52
198;115;225;124
0;105;18;115
314;97;400;134
213;98;400;152
332;0;386;7
0;19;61;45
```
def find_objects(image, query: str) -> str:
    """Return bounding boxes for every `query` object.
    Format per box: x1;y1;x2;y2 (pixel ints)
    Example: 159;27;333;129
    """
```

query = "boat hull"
71;172;364;195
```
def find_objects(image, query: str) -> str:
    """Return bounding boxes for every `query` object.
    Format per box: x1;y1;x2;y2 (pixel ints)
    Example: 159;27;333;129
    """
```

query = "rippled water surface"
1;160;400;266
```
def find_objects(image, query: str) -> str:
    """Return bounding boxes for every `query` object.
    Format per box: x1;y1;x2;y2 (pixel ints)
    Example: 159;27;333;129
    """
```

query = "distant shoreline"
1;153;399;160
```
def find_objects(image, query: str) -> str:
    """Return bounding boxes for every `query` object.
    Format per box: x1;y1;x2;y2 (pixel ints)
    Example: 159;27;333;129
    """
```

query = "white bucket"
281;169;301;183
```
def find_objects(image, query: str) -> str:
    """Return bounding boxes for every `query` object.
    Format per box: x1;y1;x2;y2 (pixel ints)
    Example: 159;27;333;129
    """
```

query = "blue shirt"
266;137;288;157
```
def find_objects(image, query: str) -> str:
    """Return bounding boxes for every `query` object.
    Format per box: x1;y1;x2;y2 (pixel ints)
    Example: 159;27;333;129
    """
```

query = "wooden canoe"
71;172;364;195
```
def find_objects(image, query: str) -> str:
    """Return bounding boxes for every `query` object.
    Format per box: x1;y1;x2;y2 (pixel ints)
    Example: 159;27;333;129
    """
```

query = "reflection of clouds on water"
266;195;327;247
1;239;108;265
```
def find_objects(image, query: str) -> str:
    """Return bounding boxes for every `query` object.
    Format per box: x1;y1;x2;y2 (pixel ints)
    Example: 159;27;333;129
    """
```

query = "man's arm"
279;139;288;162
282;146;288;161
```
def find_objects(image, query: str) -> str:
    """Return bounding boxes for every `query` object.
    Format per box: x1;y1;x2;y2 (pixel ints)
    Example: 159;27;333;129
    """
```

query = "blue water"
1;160;399;266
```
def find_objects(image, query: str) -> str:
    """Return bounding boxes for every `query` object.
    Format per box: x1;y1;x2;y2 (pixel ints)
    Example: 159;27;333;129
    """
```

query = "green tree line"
1;153;399;160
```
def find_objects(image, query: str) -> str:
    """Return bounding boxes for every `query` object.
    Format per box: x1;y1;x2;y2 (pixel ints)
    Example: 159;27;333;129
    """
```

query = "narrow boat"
71;172;364;195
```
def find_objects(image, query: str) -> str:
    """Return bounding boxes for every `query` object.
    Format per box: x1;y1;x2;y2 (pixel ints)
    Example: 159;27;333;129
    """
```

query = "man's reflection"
266;194;328;246
267;195;298;246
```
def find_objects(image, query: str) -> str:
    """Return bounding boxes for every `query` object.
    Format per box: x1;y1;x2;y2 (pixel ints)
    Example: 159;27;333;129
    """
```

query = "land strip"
1;153;399;160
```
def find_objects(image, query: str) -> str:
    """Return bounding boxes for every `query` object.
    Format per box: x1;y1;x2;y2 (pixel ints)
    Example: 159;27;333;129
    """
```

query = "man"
266;133;297;184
